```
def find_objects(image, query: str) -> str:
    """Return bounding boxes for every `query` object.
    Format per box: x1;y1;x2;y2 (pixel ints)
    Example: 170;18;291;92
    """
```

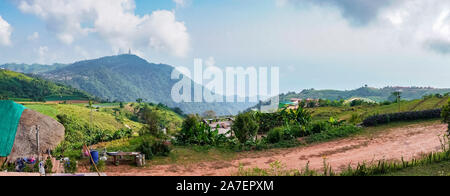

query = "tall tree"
392;91;402;112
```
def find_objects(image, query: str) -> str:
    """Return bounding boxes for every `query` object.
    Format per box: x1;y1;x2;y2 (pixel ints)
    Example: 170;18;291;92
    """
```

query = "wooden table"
106;152;141;166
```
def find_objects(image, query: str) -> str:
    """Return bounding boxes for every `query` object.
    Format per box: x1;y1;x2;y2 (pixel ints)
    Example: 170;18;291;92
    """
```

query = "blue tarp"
0;100;26;157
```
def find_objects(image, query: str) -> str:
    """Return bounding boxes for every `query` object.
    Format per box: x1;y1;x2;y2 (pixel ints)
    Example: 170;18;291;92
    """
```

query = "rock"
8;109;65;161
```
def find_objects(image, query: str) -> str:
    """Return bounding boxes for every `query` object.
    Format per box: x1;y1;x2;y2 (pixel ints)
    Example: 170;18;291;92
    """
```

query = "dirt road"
106;122;448;176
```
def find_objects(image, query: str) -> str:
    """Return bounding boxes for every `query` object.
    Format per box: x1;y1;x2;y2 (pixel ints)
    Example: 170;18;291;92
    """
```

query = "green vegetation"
280;86;450;103
442;99;450;134
41;54;253;115
0;63;67;74
0;69;91;101
232;112;259;144
175;115;229;146
362;109;442;127
237;135;450;176
23;101;182;160
308;95;448;122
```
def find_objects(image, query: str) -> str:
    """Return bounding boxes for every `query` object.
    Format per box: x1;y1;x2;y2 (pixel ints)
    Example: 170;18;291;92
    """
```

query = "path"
106;122;448;176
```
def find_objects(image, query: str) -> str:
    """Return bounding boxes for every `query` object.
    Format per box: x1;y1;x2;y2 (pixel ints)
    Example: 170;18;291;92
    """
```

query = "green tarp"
0;100;26;157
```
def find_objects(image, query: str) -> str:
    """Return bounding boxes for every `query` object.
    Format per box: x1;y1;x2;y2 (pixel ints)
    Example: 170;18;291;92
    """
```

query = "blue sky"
0;0;450;93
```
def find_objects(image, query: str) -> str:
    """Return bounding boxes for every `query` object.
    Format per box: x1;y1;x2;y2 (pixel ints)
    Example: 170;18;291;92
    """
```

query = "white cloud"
27;32;40;41
38;46;49;63
18;0;190;57
0;16;12;46
379;0;450;54
173;0;186;7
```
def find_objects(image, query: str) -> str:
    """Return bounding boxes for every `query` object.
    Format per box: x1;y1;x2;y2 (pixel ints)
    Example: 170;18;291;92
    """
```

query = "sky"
0;0;449;93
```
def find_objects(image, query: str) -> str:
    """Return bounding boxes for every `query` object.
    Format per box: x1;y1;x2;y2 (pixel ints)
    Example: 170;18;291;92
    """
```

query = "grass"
25;103;143;132
381;160;450;176
93;136;237;166
309;96;448;122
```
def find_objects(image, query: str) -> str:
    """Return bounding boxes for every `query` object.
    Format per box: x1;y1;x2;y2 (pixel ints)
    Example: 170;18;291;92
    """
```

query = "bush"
309;121;330;134
307;125;361;143
137;140;171;160
151;140;171;156
267;127;284;144
175;115;228;146
137;141;154;159
91;160;106;172
45;157;53;174
256;112;285;133
64;158;78;174
442;100;450;133
232;112;259;144
363;109;442;127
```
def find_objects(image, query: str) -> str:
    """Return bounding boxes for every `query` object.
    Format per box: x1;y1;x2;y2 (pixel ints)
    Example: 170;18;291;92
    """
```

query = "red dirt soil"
105;123;448;176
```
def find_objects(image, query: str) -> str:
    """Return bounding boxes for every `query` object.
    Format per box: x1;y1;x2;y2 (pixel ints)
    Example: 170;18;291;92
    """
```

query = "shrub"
309;121;330;134
91;160;106;172
176;115;228;146
287;124;306;138
232;112;259;144
256;112;285;133
151;140;171;156
137;141;154;160
45;157;53;174
267;127;284;144
363;109;442;127
64;158;78;174
137;140;171;160
442;100;450;134
307;125;361;143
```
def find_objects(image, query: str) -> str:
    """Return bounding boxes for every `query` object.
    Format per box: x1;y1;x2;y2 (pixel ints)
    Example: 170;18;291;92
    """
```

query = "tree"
203;110;216;119
442;99;450;134
232;112;259;143
136;98;143;104
139;106;162;136
391;91;402;112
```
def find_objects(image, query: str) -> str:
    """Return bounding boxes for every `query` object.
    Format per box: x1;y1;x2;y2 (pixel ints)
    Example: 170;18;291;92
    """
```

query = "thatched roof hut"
1;108;65;162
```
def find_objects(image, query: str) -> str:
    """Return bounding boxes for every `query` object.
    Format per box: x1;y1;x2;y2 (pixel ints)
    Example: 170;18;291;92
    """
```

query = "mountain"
0;63;68;74
280;86;450;102
0;69;91;101
41;54;254;115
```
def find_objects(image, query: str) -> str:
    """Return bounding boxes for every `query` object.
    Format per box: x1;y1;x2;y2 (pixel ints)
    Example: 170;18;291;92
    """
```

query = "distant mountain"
0;69;91;101
280;86;450;102
0;63;68;74
41;54;254;115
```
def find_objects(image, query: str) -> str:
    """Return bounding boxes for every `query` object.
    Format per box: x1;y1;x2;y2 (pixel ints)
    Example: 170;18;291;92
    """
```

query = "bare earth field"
105;122;448;176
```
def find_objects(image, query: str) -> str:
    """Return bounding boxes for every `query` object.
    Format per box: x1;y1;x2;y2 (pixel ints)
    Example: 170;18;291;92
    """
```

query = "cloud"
37;45;48;63
27;32;39;41
424;40;450;55
0;16;12;46
380;0;450;54
173;0;186;7
18;0;190;57
277;0;395;26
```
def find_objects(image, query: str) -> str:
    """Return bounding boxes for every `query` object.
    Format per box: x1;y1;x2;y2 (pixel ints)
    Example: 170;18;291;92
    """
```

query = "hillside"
309;96;449;122
0;69;91;101
41;54;254;115
282;87;450;102
0;63;67;74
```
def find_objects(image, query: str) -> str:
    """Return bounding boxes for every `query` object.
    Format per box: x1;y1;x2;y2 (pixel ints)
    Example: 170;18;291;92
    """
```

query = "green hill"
281;86;450;102
41;54;254;115
0;69;91;101
0;63;67;74
309;96;449;122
